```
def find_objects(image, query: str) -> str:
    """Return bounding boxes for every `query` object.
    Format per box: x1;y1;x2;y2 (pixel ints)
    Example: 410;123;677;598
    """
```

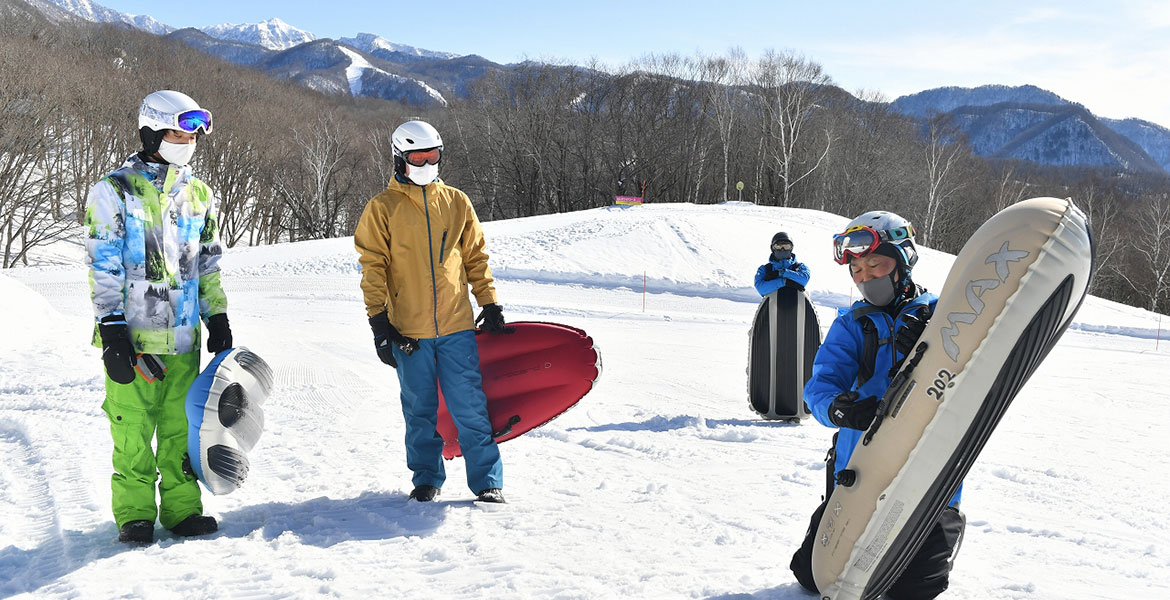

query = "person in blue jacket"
754;231;811;295
789;211;966;600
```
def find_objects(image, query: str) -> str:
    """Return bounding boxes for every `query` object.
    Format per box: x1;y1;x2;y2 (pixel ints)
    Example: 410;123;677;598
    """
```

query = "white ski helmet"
392;120;443;157
391;120;443;183
836;210;919;271
138;90;212;155
834;210;919;306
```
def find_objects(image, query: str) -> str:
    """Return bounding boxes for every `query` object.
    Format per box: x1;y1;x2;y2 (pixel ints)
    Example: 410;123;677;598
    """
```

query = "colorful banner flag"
615;196;643;205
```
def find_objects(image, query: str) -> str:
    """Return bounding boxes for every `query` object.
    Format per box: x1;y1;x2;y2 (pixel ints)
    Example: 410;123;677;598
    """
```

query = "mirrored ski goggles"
772;241;793;252
174;109;213;134
403;147;442;167
832;224;914;264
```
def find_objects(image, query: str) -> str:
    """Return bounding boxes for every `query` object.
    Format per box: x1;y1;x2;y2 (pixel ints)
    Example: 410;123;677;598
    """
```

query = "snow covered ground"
1;202;1167;599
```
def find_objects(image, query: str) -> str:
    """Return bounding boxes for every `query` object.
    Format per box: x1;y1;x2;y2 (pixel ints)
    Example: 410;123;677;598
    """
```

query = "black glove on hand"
98;316;135;384
475;303;506;334
369;311;418;368
206;313;233;354
761;264;780;281
894;306;933;358
828;391;879;430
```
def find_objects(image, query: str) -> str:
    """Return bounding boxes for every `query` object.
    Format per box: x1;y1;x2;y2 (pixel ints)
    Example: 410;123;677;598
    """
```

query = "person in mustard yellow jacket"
354;120;506;504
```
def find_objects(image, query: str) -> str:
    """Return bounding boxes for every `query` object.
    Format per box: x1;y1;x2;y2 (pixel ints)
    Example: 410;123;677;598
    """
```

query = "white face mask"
158;139;196;166
406;163;438;186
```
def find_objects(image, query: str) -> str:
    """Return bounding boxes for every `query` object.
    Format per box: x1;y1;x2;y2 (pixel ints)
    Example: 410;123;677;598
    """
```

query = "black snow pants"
789;500;966;599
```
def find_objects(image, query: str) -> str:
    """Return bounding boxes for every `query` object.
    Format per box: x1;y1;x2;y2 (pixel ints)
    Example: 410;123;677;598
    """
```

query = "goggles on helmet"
832;224;914;265
771;240;793;252
404;147;442;167
172;109;213;134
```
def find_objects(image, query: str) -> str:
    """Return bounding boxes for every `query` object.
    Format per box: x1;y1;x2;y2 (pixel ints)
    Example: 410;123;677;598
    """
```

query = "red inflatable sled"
437;321;601;459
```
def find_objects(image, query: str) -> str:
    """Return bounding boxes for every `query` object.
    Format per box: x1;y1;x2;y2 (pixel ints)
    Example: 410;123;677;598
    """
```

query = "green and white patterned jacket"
85;154;228;355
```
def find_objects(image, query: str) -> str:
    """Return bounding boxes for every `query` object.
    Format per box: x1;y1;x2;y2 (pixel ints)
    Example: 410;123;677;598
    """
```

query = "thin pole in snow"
643;271;647;312
1157;314;1163;351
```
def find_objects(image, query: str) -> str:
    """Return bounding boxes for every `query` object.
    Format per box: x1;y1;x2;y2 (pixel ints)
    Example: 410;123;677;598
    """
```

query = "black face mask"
771;240;793;262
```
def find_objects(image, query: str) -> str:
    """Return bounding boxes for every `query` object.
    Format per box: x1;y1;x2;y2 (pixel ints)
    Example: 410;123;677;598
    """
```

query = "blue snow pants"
393;329;503;494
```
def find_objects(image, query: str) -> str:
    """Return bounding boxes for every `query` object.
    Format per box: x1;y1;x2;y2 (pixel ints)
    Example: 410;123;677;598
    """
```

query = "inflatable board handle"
475;325;518;336
865;342;928;446
492;415;521;438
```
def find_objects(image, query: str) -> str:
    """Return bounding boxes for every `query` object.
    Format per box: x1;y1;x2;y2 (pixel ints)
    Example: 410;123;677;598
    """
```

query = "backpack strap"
850;304;891;387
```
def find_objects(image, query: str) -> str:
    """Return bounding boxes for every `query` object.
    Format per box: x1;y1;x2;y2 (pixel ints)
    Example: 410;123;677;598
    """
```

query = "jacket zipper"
439;231;447;266
423;186;440;337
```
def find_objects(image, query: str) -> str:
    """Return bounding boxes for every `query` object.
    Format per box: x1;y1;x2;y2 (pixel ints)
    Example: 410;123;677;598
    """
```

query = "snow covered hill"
2;202;1167;598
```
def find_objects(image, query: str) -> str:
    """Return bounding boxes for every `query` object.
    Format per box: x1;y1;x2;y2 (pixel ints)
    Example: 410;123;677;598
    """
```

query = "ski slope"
1;202;1167;599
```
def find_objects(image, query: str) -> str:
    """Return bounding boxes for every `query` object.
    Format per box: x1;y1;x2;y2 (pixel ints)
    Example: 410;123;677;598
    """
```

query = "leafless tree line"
1;17;1167;313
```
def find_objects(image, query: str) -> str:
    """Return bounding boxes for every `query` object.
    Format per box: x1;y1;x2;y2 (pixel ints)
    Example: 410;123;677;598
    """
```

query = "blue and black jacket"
804;291;963;508
754;256;811;296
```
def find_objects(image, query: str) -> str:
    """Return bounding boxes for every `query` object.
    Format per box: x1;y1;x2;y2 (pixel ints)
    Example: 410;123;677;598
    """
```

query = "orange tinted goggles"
404;147;442;167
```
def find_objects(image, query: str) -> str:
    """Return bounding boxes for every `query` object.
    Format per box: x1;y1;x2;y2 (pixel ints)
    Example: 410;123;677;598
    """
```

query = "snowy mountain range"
23;0;1170;174
892;85;1170;173
199;17;315;51
39;0;169;33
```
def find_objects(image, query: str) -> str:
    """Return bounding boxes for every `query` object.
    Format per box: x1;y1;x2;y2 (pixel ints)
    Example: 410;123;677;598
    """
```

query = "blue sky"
96;0;1170;127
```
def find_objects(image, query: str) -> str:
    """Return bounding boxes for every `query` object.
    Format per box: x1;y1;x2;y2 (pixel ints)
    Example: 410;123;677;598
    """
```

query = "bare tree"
750;50;834;207
1077;181;1126;295
1118;193;1170;313
702;48;747;204
0;34;75;267
918;116;967;247
991;161;1031;213
273;113;364;240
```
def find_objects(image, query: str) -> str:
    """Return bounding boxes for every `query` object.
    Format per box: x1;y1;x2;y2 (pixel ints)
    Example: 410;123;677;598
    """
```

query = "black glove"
761;264;780;281
206;313;233;354
475;303;506;334
828;391;879;430
894;306;933;358
98;316;135;384
369;311;418;368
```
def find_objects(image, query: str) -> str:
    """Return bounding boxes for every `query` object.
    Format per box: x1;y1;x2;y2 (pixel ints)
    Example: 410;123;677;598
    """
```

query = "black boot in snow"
169;514;218;537
409;485;440;502
118;520;154;544
475;488;506;504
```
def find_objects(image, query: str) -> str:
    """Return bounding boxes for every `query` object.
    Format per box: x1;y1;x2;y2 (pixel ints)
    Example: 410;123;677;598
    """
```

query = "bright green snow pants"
102;352;202;530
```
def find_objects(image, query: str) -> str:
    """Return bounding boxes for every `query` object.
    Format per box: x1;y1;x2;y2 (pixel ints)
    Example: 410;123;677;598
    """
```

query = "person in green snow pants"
85;90;234;544
102;353;202;532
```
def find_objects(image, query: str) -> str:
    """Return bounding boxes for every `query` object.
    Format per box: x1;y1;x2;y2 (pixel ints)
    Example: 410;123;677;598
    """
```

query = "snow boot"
118;520;154;544
475;488;506;504
169;514;218;537
409;485;440;502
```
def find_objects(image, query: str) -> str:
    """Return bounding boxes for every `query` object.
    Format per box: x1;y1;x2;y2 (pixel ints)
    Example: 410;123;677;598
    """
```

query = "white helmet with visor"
392;120;443;185
138;90;212;166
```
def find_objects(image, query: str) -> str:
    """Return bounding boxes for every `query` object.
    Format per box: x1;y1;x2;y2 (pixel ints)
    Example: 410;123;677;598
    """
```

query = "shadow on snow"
0;490;445;598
